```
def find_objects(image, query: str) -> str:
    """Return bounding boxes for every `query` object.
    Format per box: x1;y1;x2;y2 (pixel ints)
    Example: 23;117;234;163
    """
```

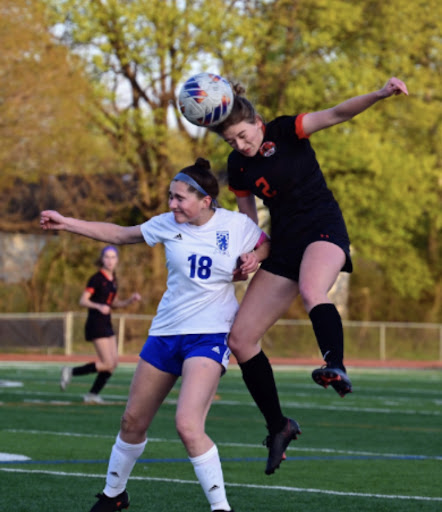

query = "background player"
60;245;141;403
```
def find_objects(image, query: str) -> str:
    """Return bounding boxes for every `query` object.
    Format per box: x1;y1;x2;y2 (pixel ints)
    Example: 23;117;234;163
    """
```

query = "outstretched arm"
40;210;144;244
112;292;142;309
302;77;408;136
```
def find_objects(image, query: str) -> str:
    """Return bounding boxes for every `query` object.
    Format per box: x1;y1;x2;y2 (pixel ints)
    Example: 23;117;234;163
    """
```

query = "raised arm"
302;77;408;136
40;210;144;245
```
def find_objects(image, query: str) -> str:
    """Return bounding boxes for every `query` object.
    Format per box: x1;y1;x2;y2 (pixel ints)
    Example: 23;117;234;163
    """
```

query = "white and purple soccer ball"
178;72;234;127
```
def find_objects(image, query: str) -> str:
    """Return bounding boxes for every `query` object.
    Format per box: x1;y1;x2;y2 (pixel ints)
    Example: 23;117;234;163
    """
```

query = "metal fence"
1;312;441;362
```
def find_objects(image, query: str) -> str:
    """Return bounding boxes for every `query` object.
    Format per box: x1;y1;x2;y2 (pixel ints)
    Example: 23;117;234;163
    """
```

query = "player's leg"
90;359;177;512
178;356;232;512
228;268;301;474
60;338;115;392
83;336;118;403
299;241;352;396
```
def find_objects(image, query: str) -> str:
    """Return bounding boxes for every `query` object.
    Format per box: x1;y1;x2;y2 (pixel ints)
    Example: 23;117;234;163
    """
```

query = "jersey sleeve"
140;214;169;247
85;273;99;294
294;113;309;139
227;152;252;197
238;213;265;253
275;114;310;141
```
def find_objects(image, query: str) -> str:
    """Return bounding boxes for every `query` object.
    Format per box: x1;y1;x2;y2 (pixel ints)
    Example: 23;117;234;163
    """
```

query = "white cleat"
83;393;105;404
60;366;72;391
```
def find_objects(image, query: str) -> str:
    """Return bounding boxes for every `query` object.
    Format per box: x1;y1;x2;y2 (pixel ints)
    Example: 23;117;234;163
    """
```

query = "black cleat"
263;418;301;475
312;365;352;397
89;490;129;512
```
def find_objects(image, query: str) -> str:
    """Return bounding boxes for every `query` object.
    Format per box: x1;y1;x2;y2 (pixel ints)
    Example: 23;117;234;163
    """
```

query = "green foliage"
43;0;253;215
0;0;122;187
1;0;440;318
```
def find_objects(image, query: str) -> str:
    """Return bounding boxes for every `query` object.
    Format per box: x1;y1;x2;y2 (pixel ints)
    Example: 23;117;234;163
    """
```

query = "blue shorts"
139;333;231;376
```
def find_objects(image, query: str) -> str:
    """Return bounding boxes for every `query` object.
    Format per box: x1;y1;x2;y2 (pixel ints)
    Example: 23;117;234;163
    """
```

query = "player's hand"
98;304;111;315
131;293;142;303
232;252;259;281
40;210;67;231
379;77;408;98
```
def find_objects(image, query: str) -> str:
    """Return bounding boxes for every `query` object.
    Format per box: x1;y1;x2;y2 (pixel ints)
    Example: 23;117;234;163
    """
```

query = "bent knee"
101;361;118;373
299;282;326;311
175;416;202;446
227;329;241;353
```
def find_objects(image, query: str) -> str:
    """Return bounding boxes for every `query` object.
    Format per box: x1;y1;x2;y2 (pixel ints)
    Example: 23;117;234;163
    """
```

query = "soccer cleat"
60;366;72;391
263;418;301;475
312;365;352;397
84;392;105;404
213;510;235;512
89;490;129;512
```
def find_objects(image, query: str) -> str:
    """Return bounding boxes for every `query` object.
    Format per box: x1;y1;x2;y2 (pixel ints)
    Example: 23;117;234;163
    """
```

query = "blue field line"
1;452;441;466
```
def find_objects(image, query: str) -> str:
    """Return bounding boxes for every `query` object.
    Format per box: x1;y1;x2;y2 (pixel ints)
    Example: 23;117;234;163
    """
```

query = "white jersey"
140;208;263;335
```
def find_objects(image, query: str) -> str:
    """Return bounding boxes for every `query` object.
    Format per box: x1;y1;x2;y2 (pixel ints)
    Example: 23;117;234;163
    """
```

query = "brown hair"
177;158;219;203
210;83;258;134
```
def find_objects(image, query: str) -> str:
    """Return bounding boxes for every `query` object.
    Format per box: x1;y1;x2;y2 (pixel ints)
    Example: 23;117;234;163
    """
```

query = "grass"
0;362;441;511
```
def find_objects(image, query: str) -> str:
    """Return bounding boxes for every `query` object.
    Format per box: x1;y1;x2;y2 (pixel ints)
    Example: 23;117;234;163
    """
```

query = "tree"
6;0;439;320
0;0;121;192
44;0;254;215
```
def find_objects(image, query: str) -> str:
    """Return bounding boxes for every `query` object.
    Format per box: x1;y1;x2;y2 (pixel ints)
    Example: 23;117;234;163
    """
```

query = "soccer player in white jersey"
40;158;270;512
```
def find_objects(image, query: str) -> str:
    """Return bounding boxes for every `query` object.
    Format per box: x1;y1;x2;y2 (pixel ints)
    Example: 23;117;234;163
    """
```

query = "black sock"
90;371;112;395
239;351;286;435
309;303;345;371
72;362;97;377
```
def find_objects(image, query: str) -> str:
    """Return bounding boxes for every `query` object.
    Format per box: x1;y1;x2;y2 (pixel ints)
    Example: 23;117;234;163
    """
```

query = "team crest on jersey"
259;141;276;157
216;231;230;254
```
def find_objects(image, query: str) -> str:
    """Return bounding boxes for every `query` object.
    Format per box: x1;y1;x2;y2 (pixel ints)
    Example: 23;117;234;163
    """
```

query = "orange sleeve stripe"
228;185;252;197
295;113;310;139
86;287;95;294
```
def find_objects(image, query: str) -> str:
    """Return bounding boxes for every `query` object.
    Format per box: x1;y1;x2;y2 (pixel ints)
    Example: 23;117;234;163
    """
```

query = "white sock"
103;433;147;497
189;444;231;511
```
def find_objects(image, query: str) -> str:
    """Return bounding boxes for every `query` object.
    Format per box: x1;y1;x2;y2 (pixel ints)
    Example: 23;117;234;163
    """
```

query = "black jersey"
227;115;352;280
84;271;117;341
227;115;346;241
85;271;117;306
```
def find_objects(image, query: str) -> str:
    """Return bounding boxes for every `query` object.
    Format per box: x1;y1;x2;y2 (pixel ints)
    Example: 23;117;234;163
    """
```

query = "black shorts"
85;313;115;342
261;226;352;282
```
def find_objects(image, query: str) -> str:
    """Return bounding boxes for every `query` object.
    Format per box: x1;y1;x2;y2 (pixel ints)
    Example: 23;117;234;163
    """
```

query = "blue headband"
173;172;219;207
173;172;210;197
101;245;118;257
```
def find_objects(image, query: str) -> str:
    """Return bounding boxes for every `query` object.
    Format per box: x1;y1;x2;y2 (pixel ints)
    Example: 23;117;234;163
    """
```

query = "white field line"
3;428;442;460
0;467;441;502
2;390;440;416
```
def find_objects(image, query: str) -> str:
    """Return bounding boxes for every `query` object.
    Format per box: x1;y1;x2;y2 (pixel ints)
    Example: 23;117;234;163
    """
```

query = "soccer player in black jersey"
60;246;141;403
211;76;408;474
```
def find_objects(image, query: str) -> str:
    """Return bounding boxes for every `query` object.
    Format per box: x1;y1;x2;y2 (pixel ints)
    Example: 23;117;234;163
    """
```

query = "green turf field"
0;362;441;511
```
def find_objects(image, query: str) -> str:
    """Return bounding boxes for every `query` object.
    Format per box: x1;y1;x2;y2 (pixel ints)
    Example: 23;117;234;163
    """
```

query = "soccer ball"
178;72;234;127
